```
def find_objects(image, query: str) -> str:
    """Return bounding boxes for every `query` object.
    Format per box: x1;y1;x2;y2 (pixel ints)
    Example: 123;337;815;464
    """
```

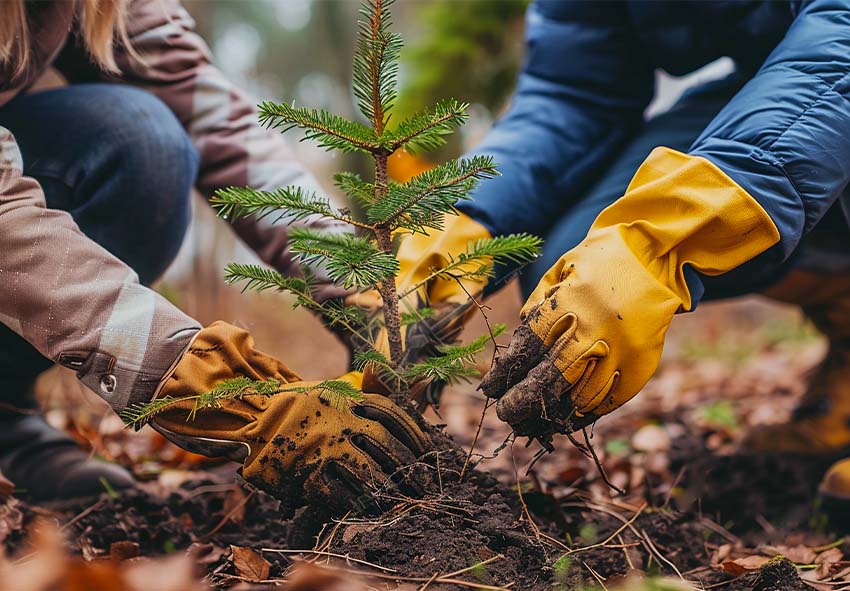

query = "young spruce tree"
122;0;540;428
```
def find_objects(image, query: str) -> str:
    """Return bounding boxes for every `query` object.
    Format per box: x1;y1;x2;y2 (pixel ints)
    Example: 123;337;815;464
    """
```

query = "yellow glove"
150;322;431;511
480;147;780;442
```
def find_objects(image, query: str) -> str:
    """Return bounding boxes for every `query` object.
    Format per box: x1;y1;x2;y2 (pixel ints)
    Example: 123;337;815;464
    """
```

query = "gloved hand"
150;322;431;511
480;148;780;443
344;212;493;408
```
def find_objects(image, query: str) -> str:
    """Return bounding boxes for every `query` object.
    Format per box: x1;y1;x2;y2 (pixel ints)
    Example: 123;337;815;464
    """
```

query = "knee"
106;86;199;203
76;86;197;283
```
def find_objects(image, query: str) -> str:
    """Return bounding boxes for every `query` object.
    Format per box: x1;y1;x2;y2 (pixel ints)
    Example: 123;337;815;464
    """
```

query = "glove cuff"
589;147;781;311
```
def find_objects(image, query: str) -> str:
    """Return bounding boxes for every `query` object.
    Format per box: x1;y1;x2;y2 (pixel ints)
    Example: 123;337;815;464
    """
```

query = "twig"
640;527;686;581
441;554;504;579
417;572;439;591
60;499;104;531
202;489;256;539
562;502;647;556
582;426;625;496
261;548;398;573
461;397;494;479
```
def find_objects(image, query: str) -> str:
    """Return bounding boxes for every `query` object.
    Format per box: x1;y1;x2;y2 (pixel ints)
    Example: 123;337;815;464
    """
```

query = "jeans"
0;84;198;407
521;73;850;300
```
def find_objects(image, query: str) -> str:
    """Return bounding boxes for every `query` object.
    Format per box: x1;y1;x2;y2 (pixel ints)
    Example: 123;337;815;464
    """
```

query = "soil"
5;425;846;590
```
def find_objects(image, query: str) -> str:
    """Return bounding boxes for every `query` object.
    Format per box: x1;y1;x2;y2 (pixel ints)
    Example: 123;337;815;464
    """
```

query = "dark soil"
7;430;847;590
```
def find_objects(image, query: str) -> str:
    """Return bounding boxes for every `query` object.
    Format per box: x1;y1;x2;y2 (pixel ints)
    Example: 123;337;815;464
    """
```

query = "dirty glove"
149;322;431;510
480;148;780;442
344;212;493;408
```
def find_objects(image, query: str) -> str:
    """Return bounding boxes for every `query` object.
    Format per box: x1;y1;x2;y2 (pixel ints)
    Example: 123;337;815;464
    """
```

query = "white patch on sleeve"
0;310;24;335
188;69;232;144
98;273;157;370
0;128;24;173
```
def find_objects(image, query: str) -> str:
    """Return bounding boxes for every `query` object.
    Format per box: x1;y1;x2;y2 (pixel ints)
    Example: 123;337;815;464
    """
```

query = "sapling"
121;0;540;428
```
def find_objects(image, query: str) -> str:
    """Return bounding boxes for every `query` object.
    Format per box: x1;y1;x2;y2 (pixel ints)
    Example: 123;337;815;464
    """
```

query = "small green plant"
121;0;540;429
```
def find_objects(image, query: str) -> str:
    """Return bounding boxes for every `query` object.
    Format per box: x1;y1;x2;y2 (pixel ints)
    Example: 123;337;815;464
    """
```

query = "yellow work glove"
150;322;432;512
480;147;780;443
346;212;493;408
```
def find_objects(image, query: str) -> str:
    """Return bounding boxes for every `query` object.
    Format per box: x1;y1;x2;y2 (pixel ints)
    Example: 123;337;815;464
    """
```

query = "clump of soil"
744;557;809;591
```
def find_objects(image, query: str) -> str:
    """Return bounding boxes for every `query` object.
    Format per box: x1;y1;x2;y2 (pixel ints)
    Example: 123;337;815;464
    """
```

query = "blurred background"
40;0;822;477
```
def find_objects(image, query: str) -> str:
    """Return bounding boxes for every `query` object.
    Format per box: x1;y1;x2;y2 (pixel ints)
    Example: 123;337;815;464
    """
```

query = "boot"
0;376;135;501
743;270;850;454
0;412;135;501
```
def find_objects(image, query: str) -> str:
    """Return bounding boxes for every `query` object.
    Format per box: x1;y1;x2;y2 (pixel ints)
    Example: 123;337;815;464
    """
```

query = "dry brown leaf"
761;544;817;564
122;552;208;591
631;424;671;453
284;561;368;591
109;540;141;562
230;545;271;582
221;487;248;525
721;555;772;576
711;543;733;565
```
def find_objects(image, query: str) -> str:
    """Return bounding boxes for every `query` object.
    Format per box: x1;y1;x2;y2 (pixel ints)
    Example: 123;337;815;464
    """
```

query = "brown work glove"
151;322;432;512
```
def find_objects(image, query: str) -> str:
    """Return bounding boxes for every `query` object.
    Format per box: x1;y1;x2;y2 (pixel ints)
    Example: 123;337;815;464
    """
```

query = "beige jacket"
0;0;346;411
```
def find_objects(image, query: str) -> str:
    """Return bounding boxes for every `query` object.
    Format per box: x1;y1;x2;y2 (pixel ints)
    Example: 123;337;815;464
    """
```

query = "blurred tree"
398;0;529;117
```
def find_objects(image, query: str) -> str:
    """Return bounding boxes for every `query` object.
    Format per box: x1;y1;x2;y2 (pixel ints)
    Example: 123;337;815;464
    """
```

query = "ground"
2;287;849;591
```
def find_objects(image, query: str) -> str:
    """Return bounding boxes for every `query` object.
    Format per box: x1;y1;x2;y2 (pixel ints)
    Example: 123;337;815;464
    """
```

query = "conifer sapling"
121;0;541;430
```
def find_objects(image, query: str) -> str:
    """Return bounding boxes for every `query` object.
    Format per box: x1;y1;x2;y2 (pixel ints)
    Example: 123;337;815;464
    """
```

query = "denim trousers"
0;84;199;406
520;73;850;300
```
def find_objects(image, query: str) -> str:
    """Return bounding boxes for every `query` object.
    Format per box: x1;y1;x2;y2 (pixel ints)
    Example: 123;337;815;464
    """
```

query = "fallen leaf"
284;561;368;591
721;555;772;576
231;545;271;582
760;544;817;564
110;540;141;562
631;425;671;453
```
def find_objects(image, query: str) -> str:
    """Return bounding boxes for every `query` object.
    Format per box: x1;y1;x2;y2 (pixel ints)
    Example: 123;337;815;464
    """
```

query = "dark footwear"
744;271;850;454
0;413;135;501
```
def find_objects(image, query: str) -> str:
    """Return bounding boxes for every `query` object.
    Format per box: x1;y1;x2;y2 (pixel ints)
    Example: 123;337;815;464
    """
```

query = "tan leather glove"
150;322;431;510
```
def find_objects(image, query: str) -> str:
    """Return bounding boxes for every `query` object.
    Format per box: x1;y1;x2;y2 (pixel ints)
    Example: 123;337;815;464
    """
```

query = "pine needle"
280;380;364;412
259;101;380;153
366;155;498;232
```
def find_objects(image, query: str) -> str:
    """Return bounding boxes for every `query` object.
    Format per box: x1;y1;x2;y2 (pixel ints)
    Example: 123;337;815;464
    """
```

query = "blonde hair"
1;0;133;82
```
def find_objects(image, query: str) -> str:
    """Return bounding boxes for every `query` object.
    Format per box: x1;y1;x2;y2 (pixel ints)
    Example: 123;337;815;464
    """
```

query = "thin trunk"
373;151;407;402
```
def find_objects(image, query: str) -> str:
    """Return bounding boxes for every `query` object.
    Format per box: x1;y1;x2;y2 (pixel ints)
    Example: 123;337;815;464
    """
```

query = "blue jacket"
460;0;850;292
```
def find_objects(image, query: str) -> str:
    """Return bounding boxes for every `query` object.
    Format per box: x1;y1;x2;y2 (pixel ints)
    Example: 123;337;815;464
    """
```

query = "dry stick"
202;489;256;539
417;572;439;591
640;527;686;581
60;499;104;531
617;533;637;570
261;548;398;573
453;278;504;480
581;425;626;496
562;501;647;557
569;500;693;585
287;559;515;591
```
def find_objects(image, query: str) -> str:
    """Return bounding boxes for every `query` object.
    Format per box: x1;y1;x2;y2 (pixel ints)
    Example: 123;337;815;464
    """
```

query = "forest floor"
2;290;849;591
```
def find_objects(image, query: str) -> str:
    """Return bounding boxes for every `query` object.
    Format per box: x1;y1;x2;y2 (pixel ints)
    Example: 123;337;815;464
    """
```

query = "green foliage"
405;326;506;384
398;234;543;299
258;101;379;153
399;0;529;116
280;380;365;411
120;377;282;430
696;400;740;430
366;155;497;232
333;172;375;206
289;229;399;289
353;0;401;129
211;186;356;226
128;0;543;432
382;99;469;153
